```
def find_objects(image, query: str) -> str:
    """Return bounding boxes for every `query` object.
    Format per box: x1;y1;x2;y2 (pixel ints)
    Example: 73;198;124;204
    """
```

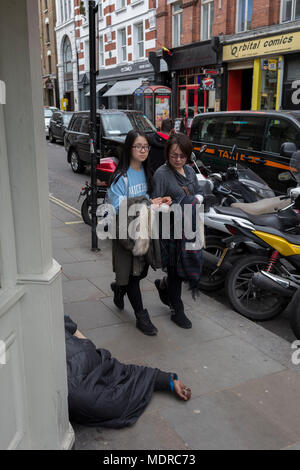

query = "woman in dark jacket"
152;132;204;329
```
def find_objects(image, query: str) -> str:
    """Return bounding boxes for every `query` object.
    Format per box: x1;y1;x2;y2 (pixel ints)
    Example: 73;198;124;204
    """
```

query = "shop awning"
103;78;147;97
85;83;107;96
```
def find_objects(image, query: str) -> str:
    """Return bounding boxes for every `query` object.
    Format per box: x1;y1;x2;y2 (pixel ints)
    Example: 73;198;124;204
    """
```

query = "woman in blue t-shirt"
108;130;171;336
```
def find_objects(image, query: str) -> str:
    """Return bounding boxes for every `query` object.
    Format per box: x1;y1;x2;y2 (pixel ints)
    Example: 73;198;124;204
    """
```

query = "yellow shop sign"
223;31;300;61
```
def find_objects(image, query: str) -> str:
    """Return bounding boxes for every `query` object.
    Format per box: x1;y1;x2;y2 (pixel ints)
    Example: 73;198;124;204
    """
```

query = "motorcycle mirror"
278;171;293;182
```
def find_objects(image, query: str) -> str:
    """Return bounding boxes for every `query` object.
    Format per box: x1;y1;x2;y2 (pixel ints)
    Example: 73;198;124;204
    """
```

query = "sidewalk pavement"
51;200;300;451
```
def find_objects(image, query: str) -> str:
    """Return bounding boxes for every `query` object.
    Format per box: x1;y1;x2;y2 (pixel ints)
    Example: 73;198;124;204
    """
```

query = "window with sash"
172;3;182;47
201;0;215;40
236;0;253;33
281;0;300;22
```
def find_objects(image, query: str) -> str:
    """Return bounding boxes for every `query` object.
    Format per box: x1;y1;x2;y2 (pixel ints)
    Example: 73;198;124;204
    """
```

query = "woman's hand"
174;380;191;401
150;197;164;206
161;196;172;206
150;196;172;206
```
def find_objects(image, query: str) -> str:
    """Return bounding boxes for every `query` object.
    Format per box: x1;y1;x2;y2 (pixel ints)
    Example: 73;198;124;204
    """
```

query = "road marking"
65;221;84;225
49;194;82;218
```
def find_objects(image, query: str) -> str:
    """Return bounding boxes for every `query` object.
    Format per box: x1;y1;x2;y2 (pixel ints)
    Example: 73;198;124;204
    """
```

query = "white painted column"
0;0;74;449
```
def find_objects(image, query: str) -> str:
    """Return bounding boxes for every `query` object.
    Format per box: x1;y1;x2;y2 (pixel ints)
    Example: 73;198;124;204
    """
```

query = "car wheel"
70;150;85;174
49;130;56;143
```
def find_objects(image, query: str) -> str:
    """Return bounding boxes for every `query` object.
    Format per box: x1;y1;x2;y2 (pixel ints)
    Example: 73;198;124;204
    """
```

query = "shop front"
160;40;218;131
223;29;300;111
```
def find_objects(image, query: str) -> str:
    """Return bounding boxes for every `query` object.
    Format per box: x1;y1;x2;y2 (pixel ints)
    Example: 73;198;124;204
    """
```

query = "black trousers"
126;274;144;314
167;267;184;314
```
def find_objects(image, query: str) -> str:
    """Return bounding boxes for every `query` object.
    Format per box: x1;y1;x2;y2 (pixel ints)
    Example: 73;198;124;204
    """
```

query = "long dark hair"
110;129;153;194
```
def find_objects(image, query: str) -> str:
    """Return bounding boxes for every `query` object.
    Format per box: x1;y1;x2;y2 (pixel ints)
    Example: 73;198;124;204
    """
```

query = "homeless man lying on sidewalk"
64;315;191;428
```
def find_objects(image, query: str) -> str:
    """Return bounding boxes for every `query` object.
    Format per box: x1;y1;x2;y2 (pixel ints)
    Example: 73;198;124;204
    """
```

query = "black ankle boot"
171;306;192;329
154;278;170;307
135;309;158;336
111;282;126;310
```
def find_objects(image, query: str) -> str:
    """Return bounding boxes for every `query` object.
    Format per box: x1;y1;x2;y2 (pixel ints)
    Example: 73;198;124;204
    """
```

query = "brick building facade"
39;0;59;107
154;0;300;121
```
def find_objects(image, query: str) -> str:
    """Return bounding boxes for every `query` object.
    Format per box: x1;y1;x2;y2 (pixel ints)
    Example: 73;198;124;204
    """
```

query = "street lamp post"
89;0;100;251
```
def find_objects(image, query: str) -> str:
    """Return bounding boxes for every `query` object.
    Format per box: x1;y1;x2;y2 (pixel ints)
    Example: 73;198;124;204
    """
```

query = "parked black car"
49;111;73;144
64;110;167;173
190;111;300;193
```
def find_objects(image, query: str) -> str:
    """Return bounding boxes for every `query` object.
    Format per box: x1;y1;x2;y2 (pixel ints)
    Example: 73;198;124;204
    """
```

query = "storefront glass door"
260;58;279;110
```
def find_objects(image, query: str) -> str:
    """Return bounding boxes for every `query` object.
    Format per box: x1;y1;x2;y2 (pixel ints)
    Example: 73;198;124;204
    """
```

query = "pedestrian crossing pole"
89;0;100;251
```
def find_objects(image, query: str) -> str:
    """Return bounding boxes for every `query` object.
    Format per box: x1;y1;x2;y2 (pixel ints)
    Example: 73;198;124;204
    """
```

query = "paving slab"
89;276;155;297
62;259;113;280
159;390;294;450
231;370;300;440
63;300;122;330
52;235;89;249
52;226;79;239
73;411;189;451
83;321;181;363
53;248;78;265
138;335;286;398
65;246;104;262
62;279;107;303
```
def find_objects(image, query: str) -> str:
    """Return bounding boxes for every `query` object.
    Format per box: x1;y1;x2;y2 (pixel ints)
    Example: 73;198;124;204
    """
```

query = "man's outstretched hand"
174;380;191;401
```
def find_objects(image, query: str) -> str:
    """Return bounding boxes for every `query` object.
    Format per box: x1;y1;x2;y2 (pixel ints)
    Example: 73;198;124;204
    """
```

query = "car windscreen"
101;113;156;136
44;109;54;118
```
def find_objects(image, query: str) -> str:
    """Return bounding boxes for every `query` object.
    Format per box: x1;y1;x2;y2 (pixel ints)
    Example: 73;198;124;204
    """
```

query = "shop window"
187;76;195;85
281;0;300;22
263;118;300;154
201;0;215;41
178;76;186;85
260;58;278;111
172;3;182;47
236;0;253;33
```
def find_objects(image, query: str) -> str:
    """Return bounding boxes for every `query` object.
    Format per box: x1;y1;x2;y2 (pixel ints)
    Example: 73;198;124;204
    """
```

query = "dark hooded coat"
64;316;160;428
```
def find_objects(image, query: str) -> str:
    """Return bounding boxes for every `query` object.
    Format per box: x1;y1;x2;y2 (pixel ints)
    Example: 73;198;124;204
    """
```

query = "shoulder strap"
123;173;129;197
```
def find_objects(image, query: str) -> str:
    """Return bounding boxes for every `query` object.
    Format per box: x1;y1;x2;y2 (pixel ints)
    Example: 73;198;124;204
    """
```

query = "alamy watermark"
96;200;205;250
0;340;6;366
291;340;300;366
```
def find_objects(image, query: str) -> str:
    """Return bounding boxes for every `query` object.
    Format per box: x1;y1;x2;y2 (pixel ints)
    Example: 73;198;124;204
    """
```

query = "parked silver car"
44;106;59;137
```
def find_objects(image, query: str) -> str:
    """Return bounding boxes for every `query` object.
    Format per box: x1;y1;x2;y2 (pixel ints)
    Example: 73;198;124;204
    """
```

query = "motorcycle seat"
231;196;291;215
214;206;287;231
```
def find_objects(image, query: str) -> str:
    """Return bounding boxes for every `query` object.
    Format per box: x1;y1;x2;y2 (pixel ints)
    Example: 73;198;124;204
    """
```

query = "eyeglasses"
169;153;187;160
132;144;151;152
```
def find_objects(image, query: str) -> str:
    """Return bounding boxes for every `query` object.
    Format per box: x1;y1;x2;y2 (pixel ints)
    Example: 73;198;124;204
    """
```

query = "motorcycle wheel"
289;294;300;339
81;197;105;226
199;236;227;292
225;254;287;321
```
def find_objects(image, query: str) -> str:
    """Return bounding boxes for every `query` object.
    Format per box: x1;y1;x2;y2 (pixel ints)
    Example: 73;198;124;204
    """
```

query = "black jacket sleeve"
64;315;78;335
154;370;178;392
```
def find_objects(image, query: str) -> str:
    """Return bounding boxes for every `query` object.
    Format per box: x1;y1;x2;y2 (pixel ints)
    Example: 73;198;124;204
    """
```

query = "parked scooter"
192;147;278;291
206;172;300;321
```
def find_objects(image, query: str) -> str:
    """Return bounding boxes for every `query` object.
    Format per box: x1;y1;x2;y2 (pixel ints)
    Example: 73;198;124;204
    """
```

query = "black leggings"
167;267;184;314
126;275;144;314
